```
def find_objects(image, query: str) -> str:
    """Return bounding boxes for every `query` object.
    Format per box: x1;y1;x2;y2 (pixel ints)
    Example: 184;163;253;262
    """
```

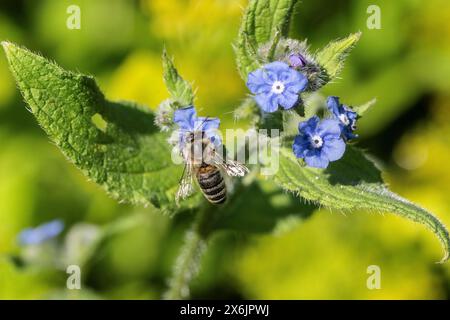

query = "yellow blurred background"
1;0;450;299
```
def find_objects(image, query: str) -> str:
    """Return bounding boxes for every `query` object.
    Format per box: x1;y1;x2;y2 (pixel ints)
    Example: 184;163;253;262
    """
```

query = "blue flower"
173;106;221;147
246;61;308;112
292;116;346;169
18;220;64;245
327;96;358;140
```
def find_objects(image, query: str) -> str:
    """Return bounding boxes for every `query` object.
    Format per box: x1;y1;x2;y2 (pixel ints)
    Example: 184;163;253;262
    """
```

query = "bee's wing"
209;150;249;177
176;163;195;204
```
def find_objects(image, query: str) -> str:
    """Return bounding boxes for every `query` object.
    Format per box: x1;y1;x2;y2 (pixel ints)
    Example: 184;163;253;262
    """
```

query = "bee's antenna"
194;116;210;132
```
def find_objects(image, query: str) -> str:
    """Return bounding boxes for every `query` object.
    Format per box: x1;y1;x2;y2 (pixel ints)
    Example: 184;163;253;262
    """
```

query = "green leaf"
2;42;199;211
354;97;376;116
213;179;316;233
248;0;299;45
274;146;450;263
162;49;194;107
233;97;260;124
316;32;361;81
281;93;325;136
266;29;282;61
234;33;262;80
235;0;299;79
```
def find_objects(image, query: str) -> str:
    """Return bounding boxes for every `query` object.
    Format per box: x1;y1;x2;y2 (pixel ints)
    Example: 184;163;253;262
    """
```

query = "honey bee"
176;127;249;205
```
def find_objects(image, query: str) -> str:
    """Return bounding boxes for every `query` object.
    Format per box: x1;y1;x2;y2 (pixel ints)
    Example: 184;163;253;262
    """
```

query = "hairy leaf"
213;179;316;233
233;97;260;124
249;0;299;45
266;30;282;61
162;49;194;107
234;33;262;81
2;42;200;211
274;146;450;262
354;98;377;116
316;32;361;81
235;0;299;79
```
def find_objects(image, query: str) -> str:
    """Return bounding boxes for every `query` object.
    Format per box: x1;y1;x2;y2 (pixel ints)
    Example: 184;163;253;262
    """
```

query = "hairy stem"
163;159;251;299
164;205;215;300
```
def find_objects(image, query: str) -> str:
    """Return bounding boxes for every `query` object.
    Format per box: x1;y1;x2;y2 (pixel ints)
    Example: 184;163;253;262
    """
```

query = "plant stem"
164;204;215;300
163;163;250;299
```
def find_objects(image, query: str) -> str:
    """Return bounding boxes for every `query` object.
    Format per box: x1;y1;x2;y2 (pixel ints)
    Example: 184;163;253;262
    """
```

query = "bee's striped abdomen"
196;165;226;204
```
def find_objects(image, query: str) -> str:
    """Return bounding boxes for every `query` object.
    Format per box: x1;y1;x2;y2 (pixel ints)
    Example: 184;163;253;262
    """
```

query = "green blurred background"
1;0;450;299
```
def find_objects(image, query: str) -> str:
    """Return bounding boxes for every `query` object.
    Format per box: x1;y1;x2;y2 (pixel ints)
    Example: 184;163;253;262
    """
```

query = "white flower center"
339;114;350;126
311;135;323;148
271;81;285;94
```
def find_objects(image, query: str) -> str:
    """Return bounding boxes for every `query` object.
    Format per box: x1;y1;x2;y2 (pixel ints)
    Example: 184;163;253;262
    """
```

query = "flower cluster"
257;38;327;92
246;51;359;169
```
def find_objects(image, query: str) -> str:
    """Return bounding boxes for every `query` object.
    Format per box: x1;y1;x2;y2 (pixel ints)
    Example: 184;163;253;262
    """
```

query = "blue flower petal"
346;108;358;120
205;131;222;147
322;137;346;161
195;117;220;131
326;96;359;141
263;61;290;78
317;119;342;137
247;68;271;94
341;126;358;140
285;71;308;93
195;117;221;146
173;106;196;131
18;229;39;245
305;152;329;169
255;93;279;112
292;134;310;158
279;91;299;110
18;220;64;245
326;96;341;117
299;116;319;135
174;106;223;149
40;220;64;237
